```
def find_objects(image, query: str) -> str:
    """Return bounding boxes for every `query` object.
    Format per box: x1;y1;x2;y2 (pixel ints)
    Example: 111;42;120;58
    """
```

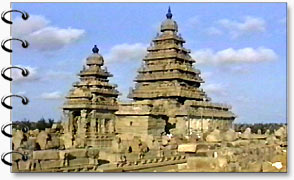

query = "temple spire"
166;6;172;19
92;45;99;53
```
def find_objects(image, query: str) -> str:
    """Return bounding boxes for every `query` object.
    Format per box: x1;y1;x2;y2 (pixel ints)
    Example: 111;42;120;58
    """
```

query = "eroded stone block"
177;143;197;153
33;150;60;160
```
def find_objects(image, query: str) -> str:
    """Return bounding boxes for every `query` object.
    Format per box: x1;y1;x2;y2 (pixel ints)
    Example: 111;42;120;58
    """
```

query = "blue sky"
11;3;287;124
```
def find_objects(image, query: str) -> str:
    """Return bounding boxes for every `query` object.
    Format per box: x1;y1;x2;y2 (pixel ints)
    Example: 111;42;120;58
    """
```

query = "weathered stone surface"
87;148;99;158
227;140;250;147
12;162;18;172
240;128;252;139
68;158;89;167
12;130;24;150
26;137;37;150
215;157;228;171
12;153;23;161
223;129;237;141
18;160;32;171
66;149;87;158
33;150;60;160
275;126;286;139
177;163;187;170
177;143;197;153
266;135;277;145
187;157;216;171
242;161;262;172
227;162;241;172
60;133;73;149
36;131;49;150
40;160;64;169
206;129;222;142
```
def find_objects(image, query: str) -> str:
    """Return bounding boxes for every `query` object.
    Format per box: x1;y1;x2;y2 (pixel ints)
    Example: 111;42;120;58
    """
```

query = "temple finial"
166;6;172;19
92;45;99;53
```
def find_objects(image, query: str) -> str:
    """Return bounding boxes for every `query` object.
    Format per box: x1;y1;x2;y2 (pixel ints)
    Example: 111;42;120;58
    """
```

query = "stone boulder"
274;126;286;140
223;129;238;141
239;128;252;139
206;129;222;142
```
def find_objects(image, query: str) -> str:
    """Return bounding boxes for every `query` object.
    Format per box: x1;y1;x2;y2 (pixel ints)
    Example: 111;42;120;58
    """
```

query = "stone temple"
62;45;119;148
11;8;287;173
116;7;235;137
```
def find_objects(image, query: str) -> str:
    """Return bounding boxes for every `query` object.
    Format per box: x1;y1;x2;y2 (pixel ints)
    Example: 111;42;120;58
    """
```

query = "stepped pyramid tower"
62;45;119;148
116;8;235;137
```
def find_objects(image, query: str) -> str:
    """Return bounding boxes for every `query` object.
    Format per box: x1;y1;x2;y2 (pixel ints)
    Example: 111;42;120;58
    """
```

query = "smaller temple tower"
62;45;119;148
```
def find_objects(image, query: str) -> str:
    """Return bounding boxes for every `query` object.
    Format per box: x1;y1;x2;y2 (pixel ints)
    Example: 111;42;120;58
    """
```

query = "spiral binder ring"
1;123;29;138
1;152;28;166
1;66;29;81
1;95;29;109
1;38;29;53
1;10;29;24
0;10;31;168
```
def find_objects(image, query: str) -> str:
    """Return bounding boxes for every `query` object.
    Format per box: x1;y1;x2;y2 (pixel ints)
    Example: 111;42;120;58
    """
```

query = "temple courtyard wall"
11;126;287;172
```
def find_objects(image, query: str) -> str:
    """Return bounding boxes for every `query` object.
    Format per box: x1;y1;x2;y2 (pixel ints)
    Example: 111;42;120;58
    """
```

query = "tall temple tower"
116;8;235;137
62;45;119;148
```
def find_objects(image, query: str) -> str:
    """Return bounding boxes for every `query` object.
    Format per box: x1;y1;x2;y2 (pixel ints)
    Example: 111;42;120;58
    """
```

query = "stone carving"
12;130;25;150
36;131;49;150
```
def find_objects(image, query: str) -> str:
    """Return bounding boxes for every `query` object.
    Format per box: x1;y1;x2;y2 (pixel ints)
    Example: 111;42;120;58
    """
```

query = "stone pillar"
74;109;87;148
80;109;88;134
89;110;97;133
97;118;101;134
63;111;74;134
101;119;106;134
108;119;115;134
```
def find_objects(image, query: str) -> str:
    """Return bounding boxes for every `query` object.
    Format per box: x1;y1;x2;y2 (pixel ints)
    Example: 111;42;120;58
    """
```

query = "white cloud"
187;16;200;26
206;27;223;36
16;91;27;95
12;65;39;82
44;70;74;80
200;71;213;80
202;83;228;97
12;15;85;51
105;43;147;63
218;16;266;38
13;15;50;37
40;91;63;100
191;47;278;66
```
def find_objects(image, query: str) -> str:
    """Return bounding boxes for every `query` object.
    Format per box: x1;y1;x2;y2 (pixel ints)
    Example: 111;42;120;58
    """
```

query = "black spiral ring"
1;10;29;24
1;152;28;166
1;66;29;81
1;95;29;110
1;38;29;53
1;123;29;138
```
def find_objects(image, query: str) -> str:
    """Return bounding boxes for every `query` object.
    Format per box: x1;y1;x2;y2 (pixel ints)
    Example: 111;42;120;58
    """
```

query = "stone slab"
40;160;64;169
33;150;60;160
68;158;89;167
178;143;197;153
